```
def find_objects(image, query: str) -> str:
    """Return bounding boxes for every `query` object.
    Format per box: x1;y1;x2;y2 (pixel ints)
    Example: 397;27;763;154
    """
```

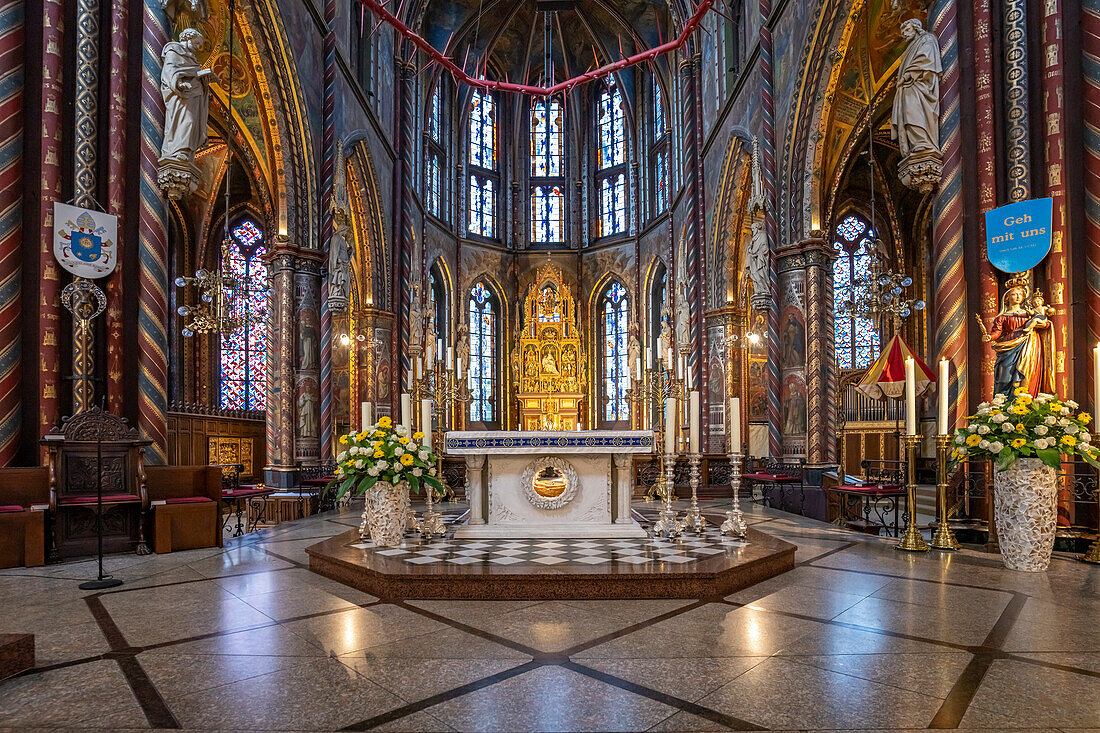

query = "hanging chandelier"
174;0;267;337
836;243;925;329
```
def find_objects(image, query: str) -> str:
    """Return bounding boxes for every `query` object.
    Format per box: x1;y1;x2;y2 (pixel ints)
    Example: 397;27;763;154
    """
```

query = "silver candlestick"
651;452;683;538
720;452;747;538
681;454;706;533
419;456;446;540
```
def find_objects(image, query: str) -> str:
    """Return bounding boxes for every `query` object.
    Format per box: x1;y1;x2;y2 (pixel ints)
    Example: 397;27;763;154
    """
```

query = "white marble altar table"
444;430;654;538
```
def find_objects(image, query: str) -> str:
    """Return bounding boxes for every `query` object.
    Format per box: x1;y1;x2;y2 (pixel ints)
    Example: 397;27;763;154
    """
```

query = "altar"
445;430;653;538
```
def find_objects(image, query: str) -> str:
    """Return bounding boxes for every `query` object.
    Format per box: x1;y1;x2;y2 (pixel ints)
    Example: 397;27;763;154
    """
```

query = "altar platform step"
306;522;795;600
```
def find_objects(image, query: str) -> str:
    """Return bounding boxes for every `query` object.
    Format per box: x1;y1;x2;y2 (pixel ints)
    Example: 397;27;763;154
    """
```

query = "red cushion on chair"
0;505;25;513
741;472;775;480
164;496;213;504
771;474;799;481
222;487;270;498
60;493;140;504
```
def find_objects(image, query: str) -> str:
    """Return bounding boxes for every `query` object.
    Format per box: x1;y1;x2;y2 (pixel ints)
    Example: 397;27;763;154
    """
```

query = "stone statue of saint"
659;306;673;358
160;29;215;166
675;237;690;350
455;324;470;368
297;389;318;439
423;315;438;364
162;0;207;22
890;19;943;192
627;328;641;374
746;219;769;295
327;233;351;313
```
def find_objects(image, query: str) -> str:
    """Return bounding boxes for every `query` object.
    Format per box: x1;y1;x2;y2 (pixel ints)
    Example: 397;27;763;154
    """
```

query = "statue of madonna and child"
975;279;1055;399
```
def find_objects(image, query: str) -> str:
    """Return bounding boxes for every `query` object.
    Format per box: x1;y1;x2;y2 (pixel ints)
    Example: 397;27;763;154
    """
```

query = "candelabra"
412;357;470;539
835;239;925;332
681;454;706;533
897;434;930;552
929;434;960;550
641;363;684;502
650;451;683;538
721;452;747;538
175;238;268;337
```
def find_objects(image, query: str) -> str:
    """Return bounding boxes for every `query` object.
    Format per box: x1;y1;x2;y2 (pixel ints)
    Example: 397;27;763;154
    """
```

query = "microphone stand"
80;398;123;590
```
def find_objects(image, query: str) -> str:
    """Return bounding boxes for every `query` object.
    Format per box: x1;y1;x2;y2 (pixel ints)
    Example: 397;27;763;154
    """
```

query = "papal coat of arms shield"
52;202;118;278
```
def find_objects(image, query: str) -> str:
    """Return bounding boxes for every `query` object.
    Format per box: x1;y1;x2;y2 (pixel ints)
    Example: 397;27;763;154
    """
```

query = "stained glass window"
531;186;564;242
654;80;664;138
427;153;441;217
598;82;625;170
468;90;496;169
220;219;268;411
832;213;880;369
531;98;563;177
468;281;497;422
599;173;626;236
468;175;495;237
429;85;441;143
655;148;668;215
601;282;630;423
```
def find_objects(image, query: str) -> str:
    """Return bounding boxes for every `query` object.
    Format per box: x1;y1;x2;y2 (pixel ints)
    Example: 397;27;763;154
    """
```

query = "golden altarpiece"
510;264;588;430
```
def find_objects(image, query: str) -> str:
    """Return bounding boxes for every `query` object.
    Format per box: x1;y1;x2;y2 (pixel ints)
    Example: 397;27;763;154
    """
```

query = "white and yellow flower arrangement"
331;415;443;499
952;389;1100;470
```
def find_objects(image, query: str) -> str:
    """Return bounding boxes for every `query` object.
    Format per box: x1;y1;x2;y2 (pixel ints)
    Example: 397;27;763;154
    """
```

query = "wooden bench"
146;465;223;553
0;467;49;568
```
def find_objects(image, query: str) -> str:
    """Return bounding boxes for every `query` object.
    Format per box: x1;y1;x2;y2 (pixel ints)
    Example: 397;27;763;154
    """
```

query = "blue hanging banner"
985;198;1053;273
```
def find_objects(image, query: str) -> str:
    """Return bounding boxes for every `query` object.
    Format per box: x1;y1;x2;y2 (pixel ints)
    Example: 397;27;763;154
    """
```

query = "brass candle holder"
651;451;683;538
896;433;930;552
929;434;960;550
721;452;747;538
682;453;706;533
644;364;682;502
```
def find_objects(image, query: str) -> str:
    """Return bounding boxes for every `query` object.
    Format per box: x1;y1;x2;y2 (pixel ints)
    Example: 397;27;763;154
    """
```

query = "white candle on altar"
676;355;684;381
729;397;741;451
905;356;917;436
1094;343;1100;417
938;359;950;436
446;347;453;370
667;347;675;370
686;358;694;390
689;391;700;453
634;358;642;382
457;357;464;379
646;348;653;371
664;398;677;454
437;339;444;363
421;399;433;448
415;357;423;379
401;393;413;429
361;402;372;429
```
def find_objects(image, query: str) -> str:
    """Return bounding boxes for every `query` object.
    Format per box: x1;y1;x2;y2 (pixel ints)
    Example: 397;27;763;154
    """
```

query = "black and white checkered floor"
350;528;748;567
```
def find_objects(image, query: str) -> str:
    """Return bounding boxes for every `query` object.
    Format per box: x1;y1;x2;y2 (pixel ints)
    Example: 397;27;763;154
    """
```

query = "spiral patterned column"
399;61;416;415
71;0;100;414
1085;0;1100;362
678;55;699;395
319;0;335;458
973;0;998;399
1003;0;1031;202
0;0;23;465
759;0;781;458
38;0;63;452
105;0;127;415
137;0;169;463
931;0;969;425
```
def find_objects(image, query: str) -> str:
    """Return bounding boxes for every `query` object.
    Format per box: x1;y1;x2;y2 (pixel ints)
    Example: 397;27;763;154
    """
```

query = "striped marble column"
759;0;781;457
319;0;335;458
972;0;998;400
399;61;416;414
0;0;23;464
1085;0;1100;365
678;55;700;399
105;0;128;414
38;0;63;451
137;0;169;463
1003;0;1031;202
931;0;969;425
1040;0;1070;396
71;0;100;414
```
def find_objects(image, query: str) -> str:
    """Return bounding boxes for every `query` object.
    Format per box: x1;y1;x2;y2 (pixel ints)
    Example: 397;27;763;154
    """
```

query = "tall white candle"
446;347;453;370
938;359;950;436
437;338;444;363
634;358;642;381
905;356;917;436
667;347;675;370
686;359;694;390
1094;343;1100;417
646;348;653;371
676;355;684;381
689;391;700;453
421;399;433;448
361;402;372;429
457;357;464;379
415;357;423;379
664;398;677;454
729;396;741;451
401;393;413;429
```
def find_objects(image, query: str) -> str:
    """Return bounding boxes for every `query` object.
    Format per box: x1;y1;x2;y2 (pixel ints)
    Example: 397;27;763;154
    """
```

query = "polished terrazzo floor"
1;498;1098;732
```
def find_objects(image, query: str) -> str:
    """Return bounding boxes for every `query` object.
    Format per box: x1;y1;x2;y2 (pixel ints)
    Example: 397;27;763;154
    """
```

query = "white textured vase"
359;481;411;547
993;458;1058;572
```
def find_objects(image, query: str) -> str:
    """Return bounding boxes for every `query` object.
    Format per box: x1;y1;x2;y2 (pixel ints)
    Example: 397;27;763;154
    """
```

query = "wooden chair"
0;467;49;568
146;466;223;553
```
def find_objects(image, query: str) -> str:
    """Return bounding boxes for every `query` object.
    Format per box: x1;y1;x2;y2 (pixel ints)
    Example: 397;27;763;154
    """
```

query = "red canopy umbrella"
857;334;936;400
